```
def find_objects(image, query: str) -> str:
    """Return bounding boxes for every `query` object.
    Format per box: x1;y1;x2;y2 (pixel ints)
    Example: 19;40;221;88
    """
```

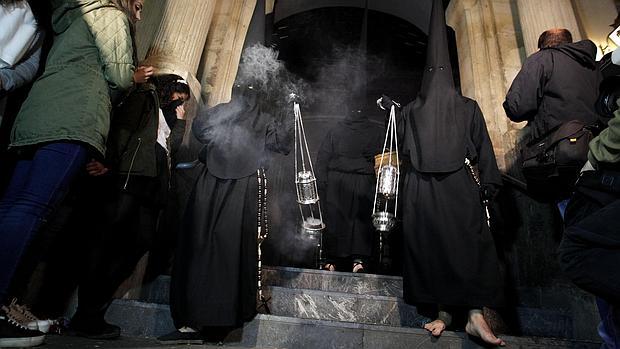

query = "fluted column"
134;2;166;61
515;0;581;56
447;0;522;171
142;0;217;103
572;0;618;57
198;0;258;106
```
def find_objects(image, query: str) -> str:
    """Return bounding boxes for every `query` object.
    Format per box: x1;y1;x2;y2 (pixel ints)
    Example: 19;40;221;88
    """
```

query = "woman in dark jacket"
69;75;190;339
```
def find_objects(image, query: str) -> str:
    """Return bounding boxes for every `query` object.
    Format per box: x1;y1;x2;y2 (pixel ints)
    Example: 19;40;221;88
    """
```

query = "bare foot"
352;262;365;273
323;263;335;271
465;312;506;346
423;319;446;337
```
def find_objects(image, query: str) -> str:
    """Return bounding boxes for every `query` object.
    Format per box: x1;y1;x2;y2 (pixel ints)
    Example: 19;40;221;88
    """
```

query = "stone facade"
134;0;617;168
123;4;616;338
447;0;617;171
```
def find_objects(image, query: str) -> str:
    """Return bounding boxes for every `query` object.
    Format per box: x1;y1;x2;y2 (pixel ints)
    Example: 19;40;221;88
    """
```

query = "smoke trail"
306;45;387;117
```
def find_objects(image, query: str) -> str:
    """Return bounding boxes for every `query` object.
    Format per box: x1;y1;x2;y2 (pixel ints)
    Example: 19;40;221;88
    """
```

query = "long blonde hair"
109;0;138;64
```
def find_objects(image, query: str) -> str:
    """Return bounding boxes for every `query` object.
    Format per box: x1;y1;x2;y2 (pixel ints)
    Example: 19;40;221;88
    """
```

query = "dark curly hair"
152;74;191;106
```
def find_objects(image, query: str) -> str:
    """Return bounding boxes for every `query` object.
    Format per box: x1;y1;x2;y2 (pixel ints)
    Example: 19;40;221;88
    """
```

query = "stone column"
134;2;166;61
142;0;217;103
515;0;582;56
266;0;275;14
447;0;523;171
198;0;258;106
572;0;618;58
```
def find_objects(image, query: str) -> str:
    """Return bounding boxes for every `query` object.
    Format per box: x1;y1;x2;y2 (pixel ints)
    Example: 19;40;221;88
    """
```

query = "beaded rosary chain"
257;168;270;313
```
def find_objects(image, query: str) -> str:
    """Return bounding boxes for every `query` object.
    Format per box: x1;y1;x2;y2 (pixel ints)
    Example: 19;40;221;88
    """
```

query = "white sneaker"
7;299;53;334
0;308;45;348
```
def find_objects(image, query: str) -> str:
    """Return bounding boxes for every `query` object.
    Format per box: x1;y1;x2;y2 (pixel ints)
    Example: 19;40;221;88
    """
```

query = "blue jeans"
557;198;570;220
598;298;620;349
0;142;88;303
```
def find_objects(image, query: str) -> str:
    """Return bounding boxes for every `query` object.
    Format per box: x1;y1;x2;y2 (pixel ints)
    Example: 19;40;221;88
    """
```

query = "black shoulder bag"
521;120;594;186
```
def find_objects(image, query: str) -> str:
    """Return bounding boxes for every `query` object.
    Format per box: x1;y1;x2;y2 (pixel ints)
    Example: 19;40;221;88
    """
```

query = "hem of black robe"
404;294;505;309
174;311;257;331
328;251;373;259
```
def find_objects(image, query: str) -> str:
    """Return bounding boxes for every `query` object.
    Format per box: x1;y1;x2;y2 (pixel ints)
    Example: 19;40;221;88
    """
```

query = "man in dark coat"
161;45;294;343
316;104;383;273
380;0;505;345
503;29;602;202
503;29;601;142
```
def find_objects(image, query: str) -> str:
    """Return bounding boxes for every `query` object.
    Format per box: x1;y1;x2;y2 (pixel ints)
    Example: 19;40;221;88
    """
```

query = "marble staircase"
105;266;601;348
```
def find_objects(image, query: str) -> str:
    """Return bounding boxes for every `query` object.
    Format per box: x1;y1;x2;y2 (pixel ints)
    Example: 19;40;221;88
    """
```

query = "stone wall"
124;1;616;339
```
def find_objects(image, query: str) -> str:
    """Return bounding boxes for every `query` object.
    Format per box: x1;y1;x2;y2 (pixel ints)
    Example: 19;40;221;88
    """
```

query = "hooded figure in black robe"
167;46;293;340
380;0;505;344
316;103;383;272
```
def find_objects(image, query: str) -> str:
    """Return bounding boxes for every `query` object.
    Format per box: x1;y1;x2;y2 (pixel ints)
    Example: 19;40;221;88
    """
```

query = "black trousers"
559;171;620;305
74;180;161;321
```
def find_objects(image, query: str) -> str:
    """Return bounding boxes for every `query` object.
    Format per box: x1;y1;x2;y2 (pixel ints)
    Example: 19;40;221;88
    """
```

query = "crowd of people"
0;0;618;348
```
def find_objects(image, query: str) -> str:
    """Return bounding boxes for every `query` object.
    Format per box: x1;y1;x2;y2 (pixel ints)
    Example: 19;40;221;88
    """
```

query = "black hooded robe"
170;95;292;329
316;115;384;261
398;98;504;308
396;0;504;310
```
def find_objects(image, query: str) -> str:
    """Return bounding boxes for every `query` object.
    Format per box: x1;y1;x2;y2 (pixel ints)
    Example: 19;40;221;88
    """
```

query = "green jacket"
10;0;135;156
589;99;620;168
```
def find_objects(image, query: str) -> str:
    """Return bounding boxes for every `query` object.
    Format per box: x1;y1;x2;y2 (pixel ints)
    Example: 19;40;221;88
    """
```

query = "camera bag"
521;119;594;187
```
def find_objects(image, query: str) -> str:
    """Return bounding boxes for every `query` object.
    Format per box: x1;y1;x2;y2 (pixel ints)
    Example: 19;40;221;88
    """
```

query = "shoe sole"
0;335;45;347
157;338;204;345
68;329;121;340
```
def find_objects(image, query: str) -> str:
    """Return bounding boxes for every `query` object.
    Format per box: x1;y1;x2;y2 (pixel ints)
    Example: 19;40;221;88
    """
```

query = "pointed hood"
418;0;454;97
406;0;465;173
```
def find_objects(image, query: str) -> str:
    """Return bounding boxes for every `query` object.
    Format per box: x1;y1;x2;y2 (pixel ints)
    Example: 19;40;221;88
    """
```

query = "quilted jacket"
10;0;135;156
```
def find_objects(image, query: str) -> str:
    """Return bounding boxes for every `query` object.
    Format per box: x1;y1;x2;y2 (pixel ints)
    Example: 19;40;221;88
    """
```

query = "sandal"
323;263;336;271
352;259;366;273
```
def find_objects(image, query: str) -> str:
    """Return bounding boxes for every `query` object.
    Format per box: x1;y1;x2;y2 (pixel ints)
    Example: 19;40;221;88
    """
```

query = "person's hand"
176;104;186;120
133;65;154;84
377;94;400;110
86;159;109;176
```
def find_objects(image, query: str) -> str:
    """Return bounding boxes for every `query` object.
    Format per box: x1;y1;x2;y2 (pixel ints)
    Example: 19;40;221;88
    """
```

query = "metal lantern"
377;164;398;199
372;211;396;232
296;170;319;204
372;103;400;232
293;100;326;267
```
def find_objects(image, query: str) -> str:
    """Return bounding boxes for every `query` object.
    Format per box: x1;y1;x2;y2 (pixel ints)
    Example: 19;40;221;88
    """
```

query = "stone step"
265;286;575;339
265;285;427;328
140;266;403;305
138;266;577;339
263;266;403;297
105;299;600;349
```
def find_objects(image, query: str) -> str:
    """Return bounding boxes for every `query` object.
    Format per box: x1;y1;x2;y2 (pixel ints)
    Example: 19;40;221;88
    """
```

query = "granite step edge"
265;284;406;302
256;314;601;347
263;265;403;281
106;300;601;348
